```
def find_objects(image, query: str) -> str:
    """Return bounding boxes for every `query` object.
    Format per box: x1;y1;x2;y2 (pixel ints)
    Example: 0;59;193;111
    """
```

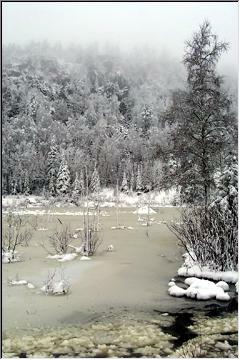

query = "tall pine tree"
56;155;71;195
167;21;232;205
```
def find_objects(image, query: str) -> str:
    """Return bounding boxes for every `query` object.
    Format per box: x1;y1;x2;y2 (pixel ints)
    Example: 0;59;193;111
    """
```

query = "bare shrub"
2;213;36;260
80;226;103;256
48;219;72;254
41;269;70;295
168;204;238;271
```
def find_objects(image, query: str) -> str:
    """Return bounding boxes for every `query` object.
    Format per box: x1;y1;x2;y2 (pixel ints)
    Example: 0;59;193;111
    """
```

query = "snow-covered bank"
178;253;238;284
2;187;180;211
168;252;238;301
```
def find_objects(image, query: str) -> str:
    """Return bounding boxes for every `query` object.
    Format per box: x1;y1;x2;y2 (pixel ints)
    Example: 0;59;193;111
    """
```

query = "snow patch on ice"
133;206;156;215
58;253;78;262
9;280;28;285
47;253;78;261
80;256;91;261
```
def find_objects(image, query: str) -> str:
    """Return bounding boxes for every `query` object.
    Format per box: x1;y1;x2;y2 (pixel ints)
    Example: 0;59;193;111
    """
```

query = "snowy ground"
2;188;180;212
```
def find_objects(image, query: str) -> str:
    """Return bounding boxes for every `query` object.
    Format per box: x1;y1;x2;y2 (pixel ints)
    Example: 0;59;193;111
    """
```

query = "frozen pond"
2;206;238;357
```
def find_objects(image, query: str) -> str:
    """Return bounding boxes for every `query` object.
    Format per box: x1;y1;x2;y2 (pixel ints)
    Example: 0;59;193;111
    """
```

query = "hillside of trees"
2;23;237;203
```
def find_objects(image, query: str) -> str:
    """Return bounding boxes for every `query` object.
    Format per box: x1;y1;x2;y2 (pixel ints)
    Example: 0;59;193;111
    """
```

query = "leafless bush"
80;226;103;256
168;204;238;271
42;269;70;295
2;213;35;257
48;219;72;254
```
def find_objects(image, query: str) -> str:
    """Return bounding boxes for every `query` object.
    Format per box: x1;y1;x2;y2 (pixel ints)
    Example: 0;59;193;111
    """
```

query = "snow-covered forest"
2;2;238;357
2;22;237;203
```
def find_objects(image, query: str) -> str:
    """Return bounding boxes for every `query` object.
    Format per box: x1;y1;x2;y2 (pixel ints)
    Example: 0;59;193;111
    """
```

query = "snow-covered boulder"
169;277;231;301
168;285;186;297
216;281;229;291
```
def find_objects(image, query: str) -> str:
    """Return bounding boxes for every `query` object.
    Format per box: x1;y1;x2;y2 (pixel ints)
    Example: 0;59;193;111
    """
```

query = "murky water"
2;206;238;358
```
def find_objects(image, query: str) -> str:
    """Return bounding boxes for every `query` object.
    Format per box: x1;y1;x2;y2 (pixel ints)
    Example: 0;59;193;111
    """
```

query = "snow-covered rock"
168;285;186;297
216;281;229;291
169;277;231;301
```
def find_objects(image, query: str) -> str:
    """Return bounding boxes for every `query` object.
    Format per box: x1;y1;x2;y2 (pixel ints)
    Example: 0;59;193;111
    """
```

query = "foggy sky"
2;2;238;71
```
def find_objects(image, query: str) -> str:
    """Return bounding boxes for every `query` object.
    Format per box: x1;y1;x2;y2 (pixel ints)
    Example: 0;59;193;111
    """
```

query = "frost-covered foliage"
169;149;238;272
136;165;143;195
72;172;81;202
212;154;238;213
56;155;71;195
47;137;59;195
165;22;237;205
90;167;100;194
2;23;236;199
169;204;237;272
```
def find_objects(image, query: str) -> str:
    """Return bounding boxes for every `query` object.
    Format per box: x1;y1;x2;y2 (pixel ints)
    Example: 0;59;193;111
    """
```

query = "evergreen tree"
56;155;71;195
90;167;100;193
46;136;59;196
167;21;232;205
120;171;129;193
136;165;143;195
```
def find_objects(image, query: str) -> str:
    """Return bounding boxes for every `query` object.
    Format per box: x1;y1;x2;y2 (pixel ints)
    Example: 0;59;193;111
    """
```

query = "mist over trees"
2;22;237;204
